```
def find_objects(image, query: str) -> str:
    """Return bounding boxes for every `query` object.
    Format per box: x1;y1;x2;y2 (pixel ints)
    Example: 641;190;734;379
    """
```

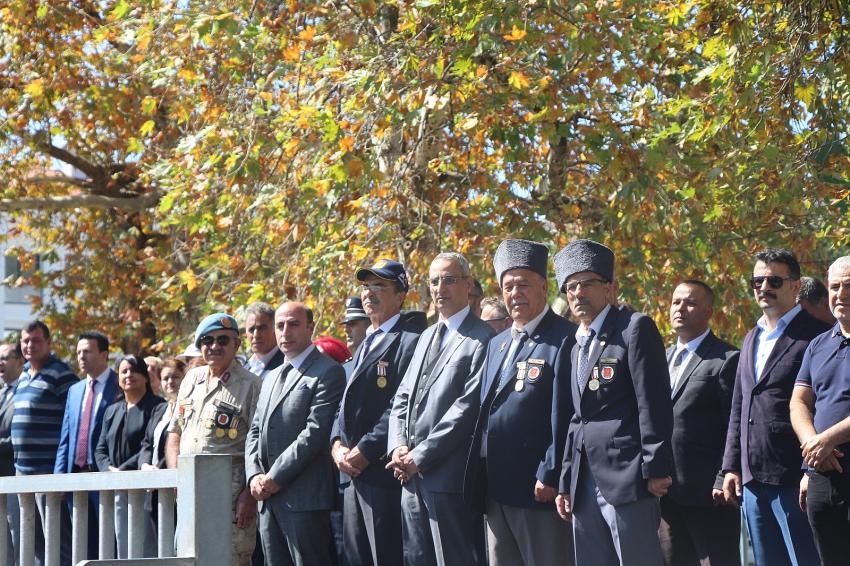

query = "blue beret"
493;239;549;283
554;239;615;292
194;313;239;348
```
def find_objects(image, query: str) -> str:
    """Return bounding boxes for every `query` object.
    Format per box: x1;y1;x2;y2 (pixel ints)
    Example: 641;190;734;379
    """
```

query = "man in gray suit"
1;342;24;565
387;252;496;566
246;302;346;566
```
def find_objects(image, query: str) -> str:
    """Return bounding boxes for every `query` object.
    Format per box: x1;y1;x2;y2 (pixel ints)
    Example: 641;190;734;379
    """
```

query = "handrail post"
175;454;232;566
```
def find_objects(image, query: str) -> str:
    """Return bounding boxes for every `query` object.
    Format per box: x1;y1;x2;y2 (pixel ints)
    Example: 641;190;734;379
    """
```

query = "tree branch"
35;139;101;179
0;192;162;212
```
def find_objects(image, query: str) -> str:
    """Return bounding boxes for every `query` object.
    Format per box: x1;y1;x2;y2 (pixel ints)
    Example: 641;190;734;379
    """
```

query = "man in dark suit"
246;302;345;565
721;248;828;566
1;342;24;565
661;280;740;565
331;259;420;566
554;239;673;566
464;239;576;566
387;252;495;565
55;331;119;561
244;302;285;380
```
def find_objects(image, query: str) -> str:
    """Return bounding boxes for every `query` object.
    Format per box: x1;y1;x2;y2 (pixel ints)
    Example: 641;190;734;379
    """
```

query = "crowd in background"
1;240;849;566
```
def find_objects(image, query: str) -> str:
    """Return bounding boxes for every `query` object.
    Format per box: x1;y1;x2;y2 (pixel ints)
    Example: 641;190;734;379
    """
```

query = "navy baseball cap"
356;259;410;292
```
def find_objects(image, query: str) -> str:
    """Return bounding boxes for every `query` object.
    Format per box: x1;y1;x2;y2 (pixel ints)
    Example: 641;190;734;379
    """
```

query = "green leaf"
110;0;130;20
139;120;156;136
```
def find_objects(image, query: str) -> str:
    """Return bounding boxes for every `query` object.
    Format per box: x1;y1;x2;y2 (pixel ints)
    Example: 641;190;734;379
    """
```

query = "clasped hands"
386;446;419;484
800;431;844;473
249;473;281;501
332;441;370;477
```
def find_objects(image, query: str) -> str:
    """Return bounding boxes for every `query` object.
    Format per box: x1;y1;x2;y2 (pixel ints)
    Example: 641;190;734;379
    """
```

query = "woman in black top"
95;355;164;558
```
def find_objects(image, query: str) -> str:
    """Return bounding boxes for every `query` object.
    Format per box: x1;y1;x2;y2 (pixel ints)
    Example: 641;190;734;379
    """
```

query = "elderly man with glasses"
331;259;421;566
721;248;829;566
166;313;262;566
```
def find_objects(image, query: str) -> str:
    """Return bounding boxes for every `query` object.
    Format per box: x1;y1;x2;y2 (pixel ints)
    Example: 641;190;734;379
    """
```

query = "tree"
1;0;848;354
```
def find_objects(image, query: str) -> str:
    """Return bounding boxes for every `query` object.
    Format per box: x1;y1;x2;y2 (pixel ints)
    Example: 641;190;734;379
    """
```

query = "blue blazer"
722;308;831;486
464;308;577;510
55;370;120;473
332;317;420;488
560;307;674;507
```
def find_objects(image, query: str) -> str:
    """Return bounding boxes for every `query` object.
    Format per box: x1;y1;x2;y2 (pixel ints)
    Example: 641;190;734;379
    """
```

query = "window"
3;255;40;304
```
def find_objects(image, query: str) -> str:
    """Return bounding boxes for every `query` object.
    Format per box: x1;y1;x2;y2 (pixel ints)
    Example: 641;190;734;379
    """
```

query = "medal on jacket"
599;358;617;381
588;366;600;391
377;361;389;388
514;361;527;392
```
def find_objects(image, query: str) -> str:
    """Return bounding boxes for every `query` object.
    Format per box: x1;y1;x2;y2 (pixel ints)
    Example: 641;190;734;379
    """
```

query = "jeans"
742;480;819;566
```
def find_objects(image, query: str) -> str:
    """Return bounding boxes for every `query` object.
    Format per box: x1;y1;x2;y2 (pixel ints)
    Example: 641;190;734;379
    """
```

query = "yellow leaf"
315;179;332;195
283;43;301;62
298;26;316;42
24;79;44;98
296;116;310;129
508;71;530;90
284;138;300;157
503;25;527;41
178;69;197;81
259;91;273;102
339;136;355;152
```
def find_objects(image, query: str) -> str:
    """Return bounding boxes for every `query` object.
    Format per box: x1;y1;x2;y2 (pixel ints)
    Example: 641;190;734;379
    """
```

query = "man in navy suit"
661;280;741;565
55;331;119;560
331;259;421;566
554;239;673;566
721;248;828;566
465;239;576;566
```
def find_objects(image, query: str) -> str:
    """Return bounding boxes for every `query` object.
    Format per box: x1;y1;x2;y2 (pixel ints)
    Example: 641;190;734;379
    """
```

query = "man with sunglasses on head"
166;313;262;566
721;248;829;566
387;252;495;565
553;239;672;566
331;259;420;566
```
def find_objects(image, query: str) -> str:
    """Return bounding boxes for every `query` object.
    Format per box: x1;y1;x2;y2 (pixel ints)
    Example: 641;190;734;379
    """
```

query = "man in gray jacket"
388;252;495;566
246;302;346;566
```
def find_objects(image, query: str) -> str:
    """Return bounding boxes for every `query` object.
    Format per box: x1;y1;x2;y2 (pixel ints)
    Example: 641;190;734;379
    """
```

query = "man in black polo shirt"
790;255;850;565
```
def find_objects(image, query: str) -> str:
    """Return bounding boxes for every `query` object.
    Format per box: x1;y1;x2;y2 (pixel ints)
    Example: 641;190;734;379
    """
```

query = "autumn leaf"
503;25;527;41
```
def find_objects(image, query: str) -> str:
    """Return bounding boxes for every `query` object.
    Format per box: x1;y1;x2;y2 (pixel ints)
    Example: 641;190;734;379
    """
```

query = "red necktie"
74;379;96;469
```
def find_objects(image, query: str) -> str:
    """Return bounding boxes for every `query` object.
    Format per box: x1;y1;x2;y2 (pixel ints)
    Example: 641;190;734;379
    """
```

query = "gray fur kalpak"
493;239;549;283
554;239;615;292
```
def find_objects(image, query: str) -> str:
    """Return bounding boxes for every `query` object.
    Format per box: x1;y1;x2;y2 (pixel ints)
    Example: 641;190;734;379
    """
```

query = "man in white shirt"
661;280;741;565
244;302;285;380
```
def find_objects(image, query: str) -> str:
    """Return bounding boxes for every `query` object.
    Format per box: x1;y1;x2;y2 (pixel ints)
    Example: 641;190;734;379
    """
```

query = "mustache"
758;291;777;300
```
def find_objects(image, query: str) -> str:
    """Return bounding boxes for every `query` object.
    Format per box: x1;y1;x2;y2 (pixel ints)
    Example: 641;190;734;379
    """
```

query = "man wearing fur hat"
554;239;673;566
166;313;263;566
464;239;577;566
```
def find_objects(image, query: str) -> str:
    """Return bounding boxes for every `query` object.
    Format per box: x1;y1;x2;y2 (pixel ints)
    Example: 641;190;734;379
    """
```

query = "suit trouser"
343;479;402;566
658;495;741;566
742;480;818;566
805;471;850;566
259;502;334;566
484;496;572;566
401;476;480;566
572;457;663;566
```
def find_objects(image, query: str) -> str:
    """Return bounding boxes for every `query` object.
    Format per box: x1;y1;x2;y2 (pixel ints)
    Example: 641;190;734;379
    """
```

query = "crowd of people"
0;238;849;566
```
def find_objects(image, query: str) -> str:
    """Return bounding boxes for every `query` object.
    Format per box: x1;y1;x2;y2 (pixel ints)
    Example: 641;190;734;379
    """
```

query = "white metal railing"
0;454;232;566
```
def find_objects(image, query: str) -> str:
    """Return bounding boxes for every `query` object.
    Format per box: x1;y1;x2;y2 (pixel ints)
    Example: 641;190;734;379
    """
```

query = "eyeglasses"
429;275;467;287
749;276;794;290
563;278;608;294
200;335;232;348
360;283;392;293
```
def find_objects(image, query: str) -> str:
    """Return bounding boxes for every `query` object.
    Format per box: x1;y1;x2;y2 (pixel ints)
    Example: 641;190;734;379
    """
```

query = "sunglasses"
429;275;467;287
200;335;232;348
749;276;794;290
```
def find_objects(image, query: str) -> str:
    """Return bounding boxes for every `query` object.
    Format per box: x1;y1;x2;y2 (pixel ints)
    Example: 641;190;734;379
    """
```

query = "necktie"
75;378;96;468
498;329;529;390
355;329;382;371
425;323;446;370
669;348;687;391
576;329;596;391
